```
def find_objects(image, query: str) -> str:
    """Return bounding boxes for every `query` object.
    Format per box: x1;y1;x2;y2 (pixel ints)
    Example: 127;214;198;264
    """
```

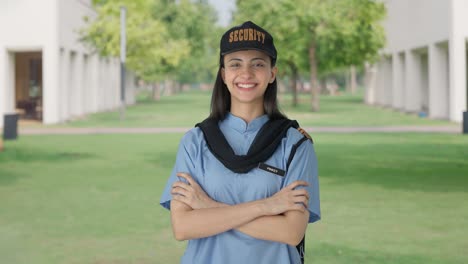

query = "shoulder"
179;127;206;150
285;127;314;146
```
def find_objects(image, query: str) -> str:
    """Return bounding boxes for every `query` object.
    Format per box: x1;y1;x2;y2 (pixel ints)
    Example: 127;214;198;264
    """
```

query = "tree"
235;0;386;111
298;0;386;110
235;0;309;107
81;0;220;99
82;0;188;81
155;0;221;86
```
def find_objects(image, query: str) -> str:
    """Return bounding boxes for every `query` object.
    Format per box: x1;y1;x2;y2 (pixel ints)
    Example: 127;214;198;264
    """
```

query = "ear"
269;66;278;83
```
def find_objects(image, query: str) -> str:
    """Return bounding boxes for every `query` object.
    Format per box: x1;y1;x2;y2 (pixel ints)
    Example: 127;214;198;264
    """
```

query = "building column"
59;48;69;122
375;59;385;105
420;52;429;113
364;62;377;105
43;45;60;124
82;54;91;114
75;52;83;116
0;49;16;127
404;50;421;112
0;48;5;127
69;51;77;117
449;0;468;122
429;43;450;119
392;52;405;109
383;56;393;107
99;57;106;111
89;54;99;113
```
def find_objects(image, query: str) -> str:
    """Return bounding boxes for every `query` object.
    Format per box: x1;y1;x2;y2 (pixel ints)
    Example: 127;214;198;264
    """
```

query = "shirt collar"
221;112;269;133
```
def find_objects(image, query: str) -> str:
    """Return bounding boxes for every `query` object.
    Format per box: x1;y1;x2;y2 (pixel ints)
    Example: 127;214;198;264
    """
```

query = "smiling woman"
221;50;277;117
160;21;321;264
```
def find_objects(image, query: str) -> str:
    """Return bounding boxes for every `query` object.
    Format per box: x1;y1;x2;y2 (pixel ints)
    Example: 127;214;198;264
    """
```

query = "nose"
239;65;254;79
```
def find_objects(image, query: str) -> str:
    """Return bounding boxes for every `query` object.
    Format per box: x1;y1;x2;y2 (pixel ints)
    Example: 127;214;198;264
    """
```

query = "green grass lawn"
35;90;456;128
1;133;467;264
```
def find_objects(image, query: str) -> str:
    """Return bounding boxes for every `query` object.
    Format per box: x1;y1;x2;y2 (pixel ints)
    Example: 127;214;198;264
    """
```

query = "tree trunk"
165;79;173;96
152;83;160;101
309;40;320;111
345;69;351;93
350;65;357;94
288;62;298;107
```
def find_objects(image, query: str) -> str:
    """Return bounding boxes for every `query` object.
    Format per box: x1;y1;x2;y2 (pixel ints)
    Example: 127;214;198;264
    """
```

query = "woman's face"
221;49;277;107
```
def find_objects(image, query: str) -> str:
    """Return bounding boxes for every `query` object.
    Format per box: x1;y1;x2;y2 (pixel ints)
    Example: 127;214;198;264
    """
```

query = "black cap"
220;21;277;61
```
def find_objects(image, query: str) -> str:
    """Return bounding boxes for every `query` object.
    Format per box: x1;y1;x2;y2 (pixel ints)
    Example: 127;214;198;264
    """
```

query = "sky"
207;0;236;27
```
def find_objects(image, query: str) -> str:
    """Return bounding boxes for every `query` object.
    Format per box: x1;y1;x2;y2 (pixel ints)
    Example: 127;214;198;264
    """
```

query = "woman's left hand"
171;172;220;210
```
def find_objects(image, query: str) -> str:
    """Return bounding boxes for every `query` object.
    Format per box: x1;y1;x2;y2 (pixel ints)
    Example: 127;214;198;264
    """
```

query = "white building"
0;0;135;126
366;0;468;122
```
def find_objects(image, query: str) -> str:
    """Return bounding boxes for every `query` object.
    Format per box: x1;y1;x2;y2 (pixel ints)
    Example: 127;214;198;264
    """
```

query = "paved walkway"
18;125;462;135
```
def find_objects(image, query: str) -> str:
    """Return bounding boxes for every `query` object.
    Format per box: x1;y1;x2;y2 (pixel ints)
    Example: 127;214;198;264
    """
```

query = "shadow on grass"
0;168;26;185
0;146;96;164
318;142;468;193
144;150;177;171
312;242;458;264
0;145;96;185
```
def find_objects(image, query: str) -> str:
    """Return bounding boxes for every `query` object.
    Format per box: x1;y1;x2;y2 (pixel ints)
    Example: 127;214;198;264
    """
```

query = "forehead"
223;49;270;61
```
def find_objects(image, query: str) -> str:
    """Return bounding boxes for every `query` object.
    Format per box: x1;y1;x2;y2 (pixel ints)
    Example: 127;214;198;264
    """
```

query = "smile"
236;83;256;90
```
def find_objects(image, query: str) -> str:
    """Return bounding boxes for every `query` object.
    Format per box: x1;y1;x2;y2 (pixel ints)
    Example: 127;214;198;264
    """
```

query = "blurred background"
0;0;467;263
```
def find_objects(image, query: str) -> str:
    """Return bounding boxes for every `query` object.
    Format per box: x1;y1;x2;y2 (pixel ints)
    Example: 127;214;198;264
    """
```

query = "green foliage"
234;0;386;75
81;0;220;83
155;0;221;83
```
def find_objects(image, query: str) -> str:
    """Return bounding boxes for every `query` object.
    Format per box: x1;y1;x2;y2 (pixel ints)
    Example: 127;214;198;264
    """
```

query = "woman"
160;21;320;264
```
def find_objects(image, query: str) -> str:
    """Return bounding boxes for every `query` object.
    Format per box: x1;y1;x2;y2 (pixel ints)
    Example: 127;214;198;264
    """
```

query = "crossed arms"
170;172;310;246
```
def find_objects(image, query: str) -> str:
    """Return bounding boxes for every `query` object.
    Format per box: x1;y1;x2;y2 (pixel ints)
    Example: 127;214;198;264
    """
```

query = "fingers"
172;193;190;205
171;186;190;197
292;203;307;212
293;195;309;207
172;181;192;192
292;189;309;200
286;180;309;190
177;172;198;186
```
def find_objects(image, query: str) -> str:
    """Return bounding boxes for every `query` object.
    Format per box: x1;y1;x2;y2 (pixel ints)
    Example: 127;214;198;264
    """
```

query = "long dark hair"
208;56;287;121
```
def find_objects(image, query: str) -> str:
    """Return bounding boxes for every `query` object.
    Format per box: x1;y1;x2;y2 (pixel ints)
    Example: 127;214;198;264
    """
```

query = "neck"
230;102;265;123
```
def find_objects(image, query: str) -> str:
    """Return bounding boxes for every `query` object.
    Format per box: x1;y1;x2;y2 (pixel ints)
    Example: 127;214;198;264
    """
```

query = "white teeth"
237;83;255;89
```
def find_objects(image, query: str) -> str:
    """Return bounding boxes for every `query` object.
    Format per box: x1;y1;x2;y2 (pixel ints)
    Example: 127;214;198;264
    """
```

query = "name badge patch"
258;163;285;177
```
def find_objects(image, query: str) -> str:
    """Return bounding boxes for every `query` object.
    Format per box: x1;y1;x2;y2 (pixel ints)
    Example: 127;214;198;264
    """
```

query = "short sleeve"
159;131;198;210
282;140;321;223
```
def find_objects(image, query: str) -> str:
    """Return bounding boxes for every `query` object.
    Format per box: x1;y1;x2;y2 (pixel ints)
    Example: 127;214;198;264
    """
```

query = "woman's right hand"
172;172;221;210
261;181;310;216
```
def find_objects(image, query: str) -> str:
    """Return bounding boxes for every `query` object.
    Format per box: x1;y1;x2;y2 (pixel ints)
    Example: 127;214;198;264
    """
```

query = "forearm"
208;202;309;246
211;201;309;245
171;199;265;241
236;211;309;246
170;174;310;243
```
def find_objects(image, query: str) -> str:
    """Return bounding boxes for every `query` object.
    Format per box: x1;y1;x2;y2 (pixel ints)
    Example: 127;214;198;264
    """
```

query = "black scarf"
196;117;299;173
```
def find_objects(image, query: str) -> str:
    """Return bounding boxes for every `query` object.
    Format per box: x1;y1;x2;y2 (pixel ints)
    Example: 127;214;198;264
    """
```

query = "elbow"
172;223;190;241
286;233;305;247
173;231;188;241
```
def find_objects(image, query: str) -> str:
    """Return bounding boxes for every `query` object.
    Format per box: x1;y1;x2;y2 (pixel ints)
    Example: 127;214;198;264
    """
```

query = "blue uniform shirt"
160;113;320;264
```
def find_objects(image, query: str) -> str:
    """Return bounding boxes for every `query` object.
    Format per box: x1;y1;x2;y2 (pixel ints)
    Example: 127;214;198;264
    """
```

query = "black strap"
196;117;299;174
286;135;311;264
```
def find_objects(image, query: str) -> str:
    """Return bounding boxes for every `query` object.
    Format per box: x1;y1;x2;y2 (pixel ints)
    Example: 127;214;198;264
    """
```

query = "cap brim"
221;48;276;59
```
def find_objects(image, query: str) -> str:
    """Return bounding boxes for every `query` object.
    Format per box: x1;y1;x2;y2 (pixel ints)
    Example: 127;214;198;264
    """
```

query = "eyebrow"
227;57;267;62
